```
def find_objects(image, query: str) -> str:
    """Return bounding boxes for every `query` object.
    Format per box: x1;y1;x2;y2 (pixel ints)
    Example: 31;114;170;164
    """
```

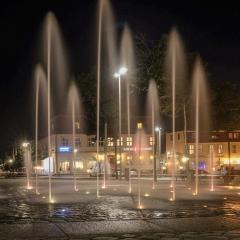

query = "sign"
59;147;72;153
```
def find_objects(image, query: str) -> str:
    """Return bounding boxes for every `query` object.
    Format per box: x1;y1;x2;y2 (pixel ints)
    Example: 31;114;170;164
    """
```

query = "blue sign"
59;147;72;153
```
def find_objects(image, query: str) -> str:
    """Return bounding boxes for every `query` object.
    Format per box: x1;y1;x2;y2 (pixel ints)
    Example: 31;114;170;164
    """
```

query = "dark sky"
0;0;240;159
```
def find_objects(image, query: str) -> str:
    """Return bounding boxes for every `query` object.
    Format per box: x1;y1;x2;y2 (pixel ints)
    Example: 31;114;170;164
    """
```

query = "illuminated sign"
59;147;72;153
123;147;152;151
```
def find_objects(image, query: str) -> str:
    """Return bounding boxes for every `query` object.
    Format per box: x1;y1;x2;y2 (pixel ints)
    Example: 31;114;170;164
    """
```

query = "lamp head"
119;67;128;75
114;73;120;78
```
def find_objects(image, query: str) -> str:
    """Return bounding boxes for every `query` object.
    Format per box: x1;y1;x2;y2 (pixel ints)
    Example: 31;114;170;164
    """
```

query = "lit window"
218;145;223;154
126;137;132;146
117;137;123;146
232;145;237;153
209;145;214;153
189;145;194;155
62;137;69;146
75;161;83;169
107;137;114;147
150;136;155;146
75;122;80;129
229;133;233;139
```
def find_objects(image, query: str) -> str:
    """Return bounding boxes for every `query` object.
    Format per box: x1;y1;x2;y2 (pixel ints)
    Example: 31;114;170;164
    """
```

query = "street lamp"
114;67;128;180
22;142;30;148
8;159;13;164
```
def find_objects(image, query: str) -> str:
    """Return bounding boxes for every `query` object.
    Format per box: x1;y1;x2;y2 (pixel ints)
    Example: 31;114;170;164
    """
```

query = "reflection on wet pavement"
0;179;240;223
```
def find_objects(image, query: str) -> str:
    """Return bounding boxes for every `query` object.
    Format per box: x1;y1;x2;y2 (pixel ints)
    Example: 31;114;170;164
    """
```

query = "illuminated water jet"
165;28;186;201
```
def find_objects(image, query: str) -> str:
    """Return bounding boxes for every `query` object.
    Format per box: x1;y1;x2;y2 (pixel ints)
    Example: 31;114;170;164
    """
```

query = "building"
38;132;162;175
166;130;240;173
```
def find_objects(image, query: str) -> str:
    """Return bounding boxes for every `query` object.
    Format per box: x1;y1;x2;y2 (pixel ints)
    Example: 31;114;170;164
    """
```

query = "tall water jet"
210;147;215;191
120;24;136;193
41;12;69;203
22;142;32;190
34;64;47;195
165;28;186;201
192;57;210;195
134;123;148;209
96;0;117;196
102;122;108;189
67;82;82;192
146;80;160;189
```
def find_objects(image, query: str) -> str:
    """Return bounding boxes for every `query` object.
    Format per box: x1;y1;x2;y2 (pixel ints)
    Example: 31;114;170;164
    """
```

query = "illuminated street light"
182;156;189;163
119;67;128;75
8;159;13;164
22;142;30;148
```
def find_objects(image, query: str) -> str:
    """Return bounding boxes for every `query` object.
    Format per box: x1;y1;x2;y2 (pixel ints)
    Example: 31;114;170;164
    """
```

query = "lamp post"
114;67;128;180
155;127;162;175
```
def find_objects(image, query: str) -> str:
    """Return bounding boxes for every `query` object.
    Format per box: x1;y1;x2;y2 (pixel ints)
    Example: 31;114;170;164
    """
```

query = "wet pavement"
0;178;240;239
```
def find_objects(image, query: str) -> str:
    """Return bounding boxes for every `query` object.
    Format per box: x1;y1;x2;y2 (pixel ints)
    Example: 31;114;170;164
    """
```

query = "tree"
211;81;240;130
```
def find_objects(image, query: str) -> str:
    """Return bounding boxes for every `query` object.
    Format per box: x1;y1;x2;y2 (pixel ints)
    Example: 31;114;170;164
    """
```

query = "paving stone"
121;234;136;238
93;237;118;240
121;238;136;240
160;238;180;240
153;233;176;238
138;235;160;239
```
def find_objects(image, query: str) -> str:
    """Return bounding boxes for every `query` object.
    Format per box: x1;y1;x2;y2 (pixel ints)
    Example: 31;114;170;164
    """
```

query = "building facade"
38;132;162;175
166;130;240;173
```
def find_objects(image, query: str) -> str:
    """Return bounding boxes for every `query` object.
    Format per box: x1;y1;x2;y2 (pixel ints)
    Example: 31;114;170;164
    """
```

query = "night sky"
0;0;240;159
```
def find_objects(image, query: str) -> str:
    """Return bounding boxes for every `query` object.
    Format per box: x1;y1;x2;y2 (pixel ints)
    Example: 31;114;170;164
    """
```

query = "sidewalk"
1;216;240;239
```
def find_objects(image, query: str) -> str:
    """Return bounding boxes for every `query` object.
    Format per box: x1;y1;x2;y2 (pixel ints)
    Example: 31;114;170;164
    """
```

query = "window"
233;133;240;139
75;122;80;129
199;144;203;154
150;136;155;146
229;133;233;139
75;138;81;147
178;133;181;140
75;161;83;169
107;137;114;147
88;137;95;146
62;137;69;146
211;135;218;139
209;144;214;153
189;144;194;155
170;135;173;141
126;137;132;146
117;137;123;146
218;145;223;154
232;145;237;153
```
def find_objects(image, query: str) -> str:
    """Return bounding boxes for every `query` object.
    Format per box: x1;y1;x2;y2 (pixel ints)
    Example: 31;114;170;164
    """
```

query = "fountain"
102;122;108;189
96;0;117;197
41;12;69;203
210;147;215;192
120;24;136;193
22;141;32;190
147;80;160;189
34;64;47;195
165;28;186;201
67;82;82;192
191;57;210;195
